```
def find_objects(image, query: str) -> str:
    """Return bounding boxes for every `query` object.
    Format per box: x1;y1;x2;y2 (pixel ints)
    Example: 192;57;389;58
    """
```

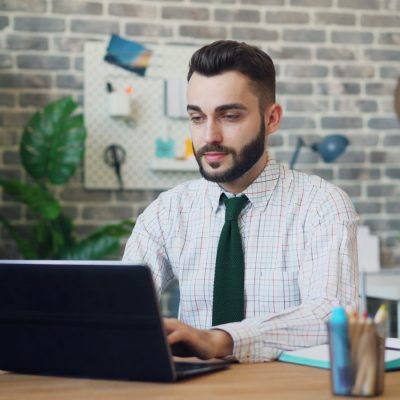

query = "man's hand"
164;318;233;360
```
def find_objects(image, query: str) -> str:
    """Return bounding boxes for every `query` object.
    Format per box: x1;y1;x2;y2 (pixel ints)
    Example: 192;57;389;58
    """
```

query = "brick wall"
1;0;400;265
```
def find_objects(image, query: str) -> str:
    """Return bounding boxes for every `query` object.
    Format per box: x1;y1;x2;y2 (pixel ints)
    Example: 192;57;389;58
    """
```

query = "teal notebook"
278;338;400;371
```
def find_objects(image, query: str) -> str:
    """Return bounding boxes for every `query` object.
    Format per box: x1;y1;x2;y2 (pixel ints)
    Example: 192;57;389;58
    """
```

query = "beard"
193;119;266;183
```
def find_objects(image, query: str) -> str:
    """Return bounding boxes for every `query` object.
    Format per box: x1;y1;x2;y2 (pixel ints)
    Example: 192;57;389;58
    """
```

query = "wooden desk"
1;362;400;400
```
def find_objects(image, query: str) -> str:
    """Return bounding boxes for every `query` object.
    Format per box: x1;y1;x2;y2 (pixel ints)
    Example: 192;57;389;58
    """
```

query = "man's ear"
264;103;283;135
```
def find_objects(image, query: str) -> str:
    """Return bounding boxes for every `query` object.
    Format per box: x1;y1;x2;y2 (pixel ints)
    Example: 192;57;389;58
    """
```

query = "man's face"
187;71;268;185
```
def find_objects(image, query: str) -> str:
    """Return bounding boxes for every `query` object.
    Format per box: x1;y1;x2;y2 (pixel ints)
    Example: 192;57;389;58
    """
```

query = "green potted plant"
0;96;134;259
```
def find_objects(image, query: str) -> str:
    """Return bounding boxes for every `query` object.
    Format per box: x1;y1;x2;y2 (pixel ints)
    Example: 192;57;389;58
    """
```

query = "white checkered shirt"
123;160;359;363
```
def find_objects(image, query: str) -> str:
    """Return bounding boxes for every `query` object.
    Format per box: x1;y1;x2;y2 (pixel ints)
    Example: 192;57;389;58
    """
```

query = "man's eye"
190;115;204;123
223;114;240;121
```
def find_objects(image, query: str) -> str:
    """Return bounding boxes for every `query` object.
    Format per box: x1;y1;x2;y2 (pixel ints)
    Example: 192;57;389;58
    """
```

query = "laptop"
0;260;230;382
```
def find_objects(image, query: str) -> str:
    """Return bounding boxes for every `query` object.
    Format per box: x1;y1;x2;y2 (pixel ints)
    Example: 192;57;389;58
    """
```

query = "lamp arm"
289;138;305;170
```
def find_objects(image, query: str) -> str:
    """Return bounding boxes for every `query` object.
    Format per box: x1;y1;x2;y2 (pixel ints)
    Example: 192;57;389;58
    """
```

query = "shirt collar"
243;159;281;210
205;159;281;213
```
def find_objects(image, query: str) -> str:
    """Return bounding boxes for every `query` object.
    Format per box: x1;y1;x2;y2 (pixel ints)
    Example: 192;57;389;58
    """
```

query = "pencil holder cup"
327;322;385;397
108;92;131;119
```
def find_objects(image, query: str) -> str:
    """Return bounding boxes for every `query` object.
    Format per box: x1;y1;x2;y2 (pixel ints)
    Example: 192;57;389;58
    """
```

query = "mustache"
195;144;235;158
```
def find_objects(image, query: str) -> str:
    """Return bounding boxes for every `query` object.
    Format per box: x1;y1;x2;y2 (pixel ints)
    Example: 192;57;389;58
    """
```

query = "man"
123;40;359;363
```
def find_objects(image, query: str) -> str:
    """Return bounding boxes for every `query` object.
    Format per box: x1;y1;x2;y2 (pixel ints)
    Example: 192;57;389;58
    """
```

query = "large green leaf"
30;214;76;259
88;220;135;240
0;215;38;259
61;220;135;260
61;236;121;260
0;177;60;219
20;97;87;185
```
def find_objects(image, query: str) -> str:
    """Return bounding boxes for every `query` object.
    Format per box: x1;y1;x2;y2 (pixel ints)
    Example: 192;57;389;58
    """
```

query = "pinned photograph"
104;34;152;77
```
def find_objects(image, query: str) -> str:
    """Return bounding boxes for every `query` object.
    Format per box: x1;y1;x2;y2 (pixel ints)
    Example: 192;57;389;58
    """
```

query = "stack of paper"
278;338;400;371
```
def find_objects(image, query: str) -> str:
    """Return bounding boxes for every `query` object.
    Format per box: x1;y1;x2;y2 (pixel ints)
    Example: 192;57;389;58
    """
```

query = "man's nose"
204;120;222;143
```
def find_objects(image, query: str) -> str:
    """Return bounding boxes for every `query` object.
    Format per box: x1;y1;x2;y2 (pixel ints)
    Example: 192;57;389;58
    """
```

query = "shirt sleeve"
122;195;175;295
216;187;359;363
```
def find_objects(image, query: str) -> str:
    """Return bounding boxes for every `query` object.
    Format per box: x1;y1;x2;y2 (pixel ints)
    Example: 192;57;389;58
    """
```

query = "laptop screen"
0;261;176;381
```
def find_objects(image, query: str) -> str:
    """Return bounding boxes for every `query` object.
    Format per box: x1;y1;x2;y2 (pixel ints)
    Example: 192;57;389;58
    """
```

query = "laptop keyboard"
174;360;231;379
174;362;212;372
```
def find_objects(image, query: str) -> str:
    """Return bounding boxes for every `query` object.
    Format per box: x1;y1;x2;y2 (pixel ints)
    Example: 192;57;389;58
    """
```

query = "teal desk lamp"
289;134;349;170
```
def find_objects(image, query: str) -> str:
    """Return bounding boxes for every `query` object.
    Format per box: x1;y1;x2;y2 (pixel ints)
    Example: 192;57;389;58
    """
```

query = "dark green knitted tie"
212;194;249;326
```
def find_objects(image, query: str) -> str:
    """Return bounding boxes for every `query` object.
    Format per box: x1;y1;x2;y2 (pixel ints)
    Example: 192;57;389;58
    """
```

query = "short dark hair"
187;40;276;110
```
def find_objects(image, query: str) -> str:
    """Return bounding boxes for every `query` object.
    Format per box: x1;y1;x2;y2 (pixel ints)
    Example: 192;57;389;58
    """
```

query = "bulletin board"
83;41;201;190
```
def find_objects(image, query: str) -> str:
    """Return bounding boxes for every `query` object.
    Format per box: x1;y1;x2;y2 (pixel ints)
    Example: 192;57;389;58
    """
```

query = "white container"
109;91;131;118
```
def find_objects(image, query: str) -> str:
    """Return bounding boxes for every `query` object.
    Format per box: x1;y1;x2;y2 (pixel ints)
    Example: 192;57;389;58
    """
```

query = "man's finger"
167;329;186;344
163;317;181;333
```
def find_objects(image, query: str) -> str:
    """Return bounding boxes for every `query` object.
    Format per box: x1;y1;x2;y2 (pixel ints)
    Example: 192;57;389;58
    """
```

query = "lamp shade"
311;134;349;163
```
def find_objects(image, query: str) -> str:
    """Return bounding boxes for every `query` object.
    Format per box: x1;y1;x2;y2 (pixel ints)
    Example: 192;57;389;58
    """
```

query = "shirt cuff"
214;319;266;363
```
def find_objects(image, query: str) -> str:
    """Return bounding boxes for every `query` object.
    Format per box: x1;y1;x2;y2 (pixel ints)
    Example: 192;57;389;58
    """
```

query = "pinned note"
155;138;175;159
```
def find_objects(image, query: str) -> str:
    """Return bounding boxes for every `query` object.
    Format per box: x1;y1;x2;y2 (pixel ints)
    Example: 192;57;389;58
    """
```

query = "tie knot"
223;195;249;221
